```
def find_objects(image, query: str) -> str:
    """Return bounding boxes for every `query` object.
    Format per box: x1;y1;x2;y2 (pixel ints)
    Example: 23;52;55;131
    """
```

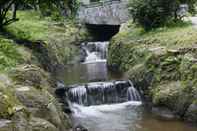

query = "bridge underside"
78;0;130;25
86;24;120;41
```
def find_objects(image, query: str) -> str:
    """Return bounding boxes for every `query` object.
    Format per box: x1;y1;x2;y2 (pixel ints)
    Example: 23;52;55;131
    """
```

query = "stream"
57;41;197;131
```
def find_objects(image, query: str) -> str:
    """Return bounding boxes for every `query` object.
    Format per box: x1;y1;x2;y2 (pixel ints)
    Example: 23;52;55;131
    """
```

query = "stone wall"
78;0;130;25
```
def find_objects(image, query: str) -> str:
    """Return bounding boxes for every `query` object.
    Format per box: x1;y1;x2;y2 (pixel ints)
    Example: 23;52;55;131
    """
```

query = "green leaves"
128;0;196;30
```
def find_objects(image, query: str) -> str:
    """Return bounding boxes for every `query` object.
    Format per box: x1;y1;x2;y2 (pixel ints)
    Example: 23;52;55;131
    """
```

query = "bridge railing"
80;0;122;8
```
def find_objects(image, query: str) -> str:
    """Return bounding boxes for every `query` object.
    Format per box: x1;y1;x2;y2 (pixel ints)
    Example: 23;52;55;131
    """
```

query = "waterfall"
82;42;109;64
127;86;141;101
69;86;88;105
68;81;141;106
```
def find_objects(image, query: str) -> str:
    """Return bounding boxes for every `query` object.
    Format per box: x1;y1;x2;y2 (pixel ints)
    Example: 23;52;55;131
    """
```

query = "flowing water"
57;41;197;131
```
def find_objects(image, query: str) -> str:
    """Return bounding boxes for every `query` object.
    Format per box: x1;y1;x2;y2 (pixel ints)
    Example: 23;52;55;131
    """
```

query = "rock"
55;87;66;97
63;107;72;114
78;0;129;25
16;86;30;92
74;125;88;131
15;85;71;130
0;74;11;87
0;120;13;131
0;84;21;119
185;103;197;123
152;107;176;120
30;117;58;131
9;65;50;89
11;111;31;131
108;22;197;124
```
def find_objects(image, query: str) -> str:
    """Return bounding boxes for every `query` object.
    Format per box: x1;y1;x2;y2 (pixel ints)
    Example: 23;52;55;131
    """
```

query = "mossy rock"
9;65;50;89
15;86;71;130
185;103;197;123
151;81;195;116
30;117;58;131
108;21;197;122
152;82;182;107
0;84;22;119
0;120;13;131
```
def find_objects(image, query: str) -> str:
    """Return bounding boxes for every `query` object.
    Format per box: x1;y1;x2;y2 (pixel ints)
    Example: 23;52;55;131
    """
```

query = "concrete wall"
80;0;90;5
78;0;130;25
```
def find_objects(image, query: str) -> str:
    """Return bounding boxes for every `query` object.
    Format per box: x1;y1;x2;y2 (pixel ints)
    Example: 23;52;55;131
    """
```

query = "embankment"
108;21;197;123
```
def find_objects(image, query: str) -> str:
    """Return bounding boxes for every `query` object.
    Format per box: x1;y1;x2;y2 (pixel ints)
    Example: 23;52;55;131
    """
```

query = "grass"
109;20;197;72
6;11;50;41
0;36;23;71
0;11;52;71
0;10;87;71
115;20;197;49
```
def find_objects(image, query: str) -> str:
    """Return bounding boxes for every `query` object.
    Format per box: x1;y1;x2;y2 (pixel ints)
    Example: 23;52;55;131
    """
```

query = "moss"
108;21;197;121
4;11;90;70
0;84;21;119
152;82;182;106
108;21;197;70
9;65;50;89
0;10;84;130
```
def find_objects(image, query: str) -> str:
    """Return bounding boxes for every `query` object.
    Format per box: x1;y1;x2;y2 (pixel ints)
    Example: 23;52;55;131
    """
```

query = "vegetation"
0;3;86;130
0;0;197;128
128;0;197;30
0;36;23;71
0;10;89;72
0;0;80;29
108;21;196;70
108;21;197;122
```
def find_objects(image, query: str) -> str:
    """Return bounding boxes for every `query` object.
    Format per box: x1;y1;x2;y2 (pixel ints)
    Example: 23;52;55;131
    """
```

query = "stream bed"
57;42;197;131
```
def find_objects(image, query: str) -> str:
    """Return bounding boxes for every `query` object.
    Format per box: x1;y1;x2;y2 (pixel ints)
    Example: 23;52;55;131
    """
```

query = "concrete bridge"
78;0;130;25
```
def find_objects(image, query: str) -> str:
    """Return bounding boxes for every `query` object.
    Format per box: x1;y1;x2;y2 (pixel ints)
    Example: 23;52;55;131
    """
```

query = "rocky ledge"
108;21;197;123
0;65;71;131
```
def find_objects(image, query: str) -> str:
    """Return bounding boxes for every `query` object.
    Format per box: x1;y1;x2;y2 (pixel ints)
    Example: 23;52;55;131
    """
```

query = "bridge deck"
81;0;122;8
78;0;130;25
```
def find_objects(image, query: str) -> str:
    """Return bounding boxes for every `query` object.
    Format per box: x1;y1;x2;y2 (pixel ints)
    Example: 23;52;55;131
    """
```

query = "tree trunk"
12;3;17;19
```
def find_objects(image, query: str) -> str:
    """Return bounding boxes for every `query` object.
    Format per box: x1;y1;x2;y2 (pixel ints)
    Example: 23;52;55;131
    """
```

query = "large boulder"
185;103;197;123
0;120;13;131
0;65;71;131
9;65;50;89
30;117;58;131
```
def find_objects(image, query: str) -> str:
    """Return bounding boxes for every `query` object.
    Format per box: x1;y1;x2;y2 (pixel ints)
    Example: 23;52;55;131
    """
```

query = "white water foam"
82;42;109;64
70;101;142;118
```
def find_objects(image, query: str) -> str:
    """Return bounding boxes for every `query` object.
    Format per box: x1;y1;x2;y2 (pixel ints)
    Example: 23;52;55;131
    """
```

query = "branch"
2;18;19;26
2;0;16;17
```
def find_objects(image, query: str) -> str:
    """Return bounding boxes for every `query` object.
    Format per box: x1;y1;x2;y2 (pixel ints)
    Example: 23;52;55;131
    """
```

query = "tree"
128;0;197;30
0;0;19;29
0;0;81;29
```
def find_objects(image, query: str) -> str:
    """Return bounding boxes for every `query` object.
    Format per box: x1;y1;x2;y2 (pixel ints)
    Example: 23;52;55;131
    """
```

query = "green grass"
115;21;197;49
109;20;197;72
0;11;51;71
0;36;23;71
0;11;48;71
0;10;88;71
6;11;50;41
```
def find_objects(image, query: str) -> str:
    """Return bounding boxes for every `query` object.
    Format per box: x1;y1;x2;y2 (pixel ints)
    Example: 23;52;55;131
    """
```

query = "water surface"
57;41;197;131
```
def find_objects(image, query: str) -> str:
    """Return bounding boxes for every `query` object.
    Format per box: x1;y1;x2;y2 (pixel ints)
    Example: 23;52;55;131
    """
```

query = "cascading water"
62;41;144;130
67;81;142;131
82;42;108;64
68;81;141;106
57;41;197;131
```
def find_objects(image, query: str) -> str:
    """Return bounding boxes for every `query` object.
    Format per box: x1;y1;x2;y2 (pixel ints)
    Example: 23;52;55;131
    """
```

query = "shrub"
129;0;180;30
129;0;197;30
